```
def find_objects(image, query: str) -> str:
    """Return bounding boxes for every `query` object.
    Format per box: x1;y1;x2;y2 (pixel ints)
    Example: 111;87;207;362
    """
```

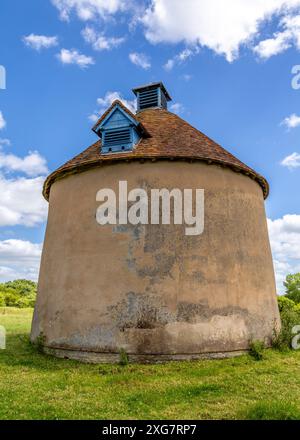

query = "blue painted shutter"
102;127;133;153
138;88;159;110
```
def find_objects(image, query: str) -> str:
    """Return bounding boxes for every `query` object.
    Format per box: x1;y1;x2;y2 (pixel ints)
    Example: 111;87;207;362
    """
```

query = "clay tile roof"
43;108;269;201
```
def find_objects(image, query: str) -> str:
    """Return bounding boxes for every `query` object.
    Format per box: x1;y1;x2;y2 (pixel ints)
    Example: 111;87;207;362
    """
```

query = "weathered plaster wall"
31;161;280;362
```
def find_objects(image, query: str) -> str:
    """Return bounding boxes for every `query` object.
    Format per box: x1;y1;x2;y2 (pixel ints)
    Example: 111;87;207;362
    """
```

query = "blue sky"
0;0;300;291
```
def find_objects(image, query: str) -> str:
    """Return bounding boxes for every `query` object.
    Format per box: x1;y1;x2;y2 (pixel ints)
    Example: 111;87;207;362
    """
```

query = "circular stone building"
31;82;280;362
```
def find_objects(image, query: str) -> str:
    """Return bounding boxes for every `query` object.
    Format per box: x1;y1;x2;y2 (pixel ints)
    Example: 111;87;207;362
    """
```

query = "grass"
1;307;300;420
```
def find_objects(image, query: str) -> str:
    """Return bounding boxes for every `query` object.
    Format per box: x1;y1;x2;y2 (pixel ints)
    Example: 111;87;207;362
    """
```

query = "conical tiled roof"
43;102;269;200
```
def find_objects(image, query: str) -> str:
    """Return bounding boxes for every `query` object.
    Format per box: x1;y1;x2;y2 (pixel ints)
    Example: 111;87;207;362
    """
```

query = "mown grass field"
1;307;300;420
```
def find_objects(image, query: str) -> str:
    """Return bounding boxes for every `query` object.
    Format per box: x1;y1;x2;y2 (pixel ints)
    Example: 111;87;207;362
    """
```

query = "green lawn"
1;307;300;420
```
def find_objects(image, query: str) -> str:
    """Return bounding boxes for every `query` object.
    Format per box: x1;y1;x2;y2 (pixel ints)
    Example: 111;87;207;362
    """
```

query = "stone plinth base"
43;346;248;364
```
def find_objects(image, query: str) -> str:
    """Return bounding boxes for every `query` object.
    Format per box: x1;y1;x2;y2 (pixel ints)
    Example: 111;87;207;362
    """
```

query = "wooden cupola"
132;82;172;112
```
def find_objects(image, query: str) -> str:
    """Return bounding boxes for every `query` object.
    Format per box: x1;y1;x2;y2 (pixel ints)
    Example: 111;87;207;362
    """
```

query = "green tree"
274;295;300;350
0;293;5;307
277;295;296;313
284;273;300;304
0;279;37;308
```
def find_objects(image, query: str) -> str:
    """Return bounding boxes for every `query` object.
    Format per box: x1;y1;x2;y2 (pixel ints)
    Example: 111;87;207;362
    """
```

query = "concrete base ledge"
43;346;248;364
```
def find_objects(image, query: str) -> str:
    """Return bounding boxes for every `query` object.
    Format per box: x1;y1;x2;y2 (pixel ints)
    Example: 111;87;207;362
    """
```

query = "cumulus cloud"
143;0;300;62
129;52;151;69
96;91;136;113
51;0;300;63
254;13;300;59
268;215;300;293
0;239;42;282
170;102;184;114
23;34;59;51
253;30;292;59
164;47;197;71
82;26;124;51
88;113;100;123
57;48;95;68
281;113;300;129
0;111;6;130
0;146;48;227
281;152;300;169
89;91;136;122
0;150;48;177
0;139;11;147
52;0;128;21
0;175;48;227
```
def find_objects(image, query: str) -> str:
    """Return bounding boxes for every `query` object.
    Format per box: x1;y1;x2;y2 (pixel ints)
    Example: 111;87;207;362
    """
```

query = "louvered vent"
104;128;131;146
139;88;159;110
102;128;133;153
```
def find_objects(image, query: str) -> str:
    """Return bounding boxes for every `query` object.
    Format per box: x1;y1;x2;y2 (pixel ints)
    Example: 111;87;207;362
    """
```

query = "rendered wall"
31;161;280;362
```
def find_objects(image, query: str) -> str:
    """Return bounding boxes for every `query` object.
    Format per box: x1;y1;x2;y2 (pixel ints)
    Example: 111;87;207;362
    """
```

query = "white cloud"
82;26;124;51
0;175;48;227
181;74;192;81
89;91;136;122
88;113;99;123
0;111;6;130
164;47;197;71
52;0;128;21
268;215;300;293
51;0;300;63
0;150;48;177
143;0;300;62
0;239;42;282
170;102;184;114
0;147;48;227
57;49;95;68
254;13;300;59
164;59;175;71
281;113;300;129
281;152;300;169
0;139;11;147
96;91;136;112
23;34;59;51
129;52;151;69
253;31;292;58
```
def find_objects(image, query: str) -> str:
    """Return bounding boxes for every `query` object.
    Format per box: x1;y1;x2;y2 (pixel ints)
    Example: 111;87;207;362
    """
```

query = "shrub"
249;340;265;361
33;333;46;354
273;296;300;351
277;296;296;313
119;348;129;366
0;294;5;307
